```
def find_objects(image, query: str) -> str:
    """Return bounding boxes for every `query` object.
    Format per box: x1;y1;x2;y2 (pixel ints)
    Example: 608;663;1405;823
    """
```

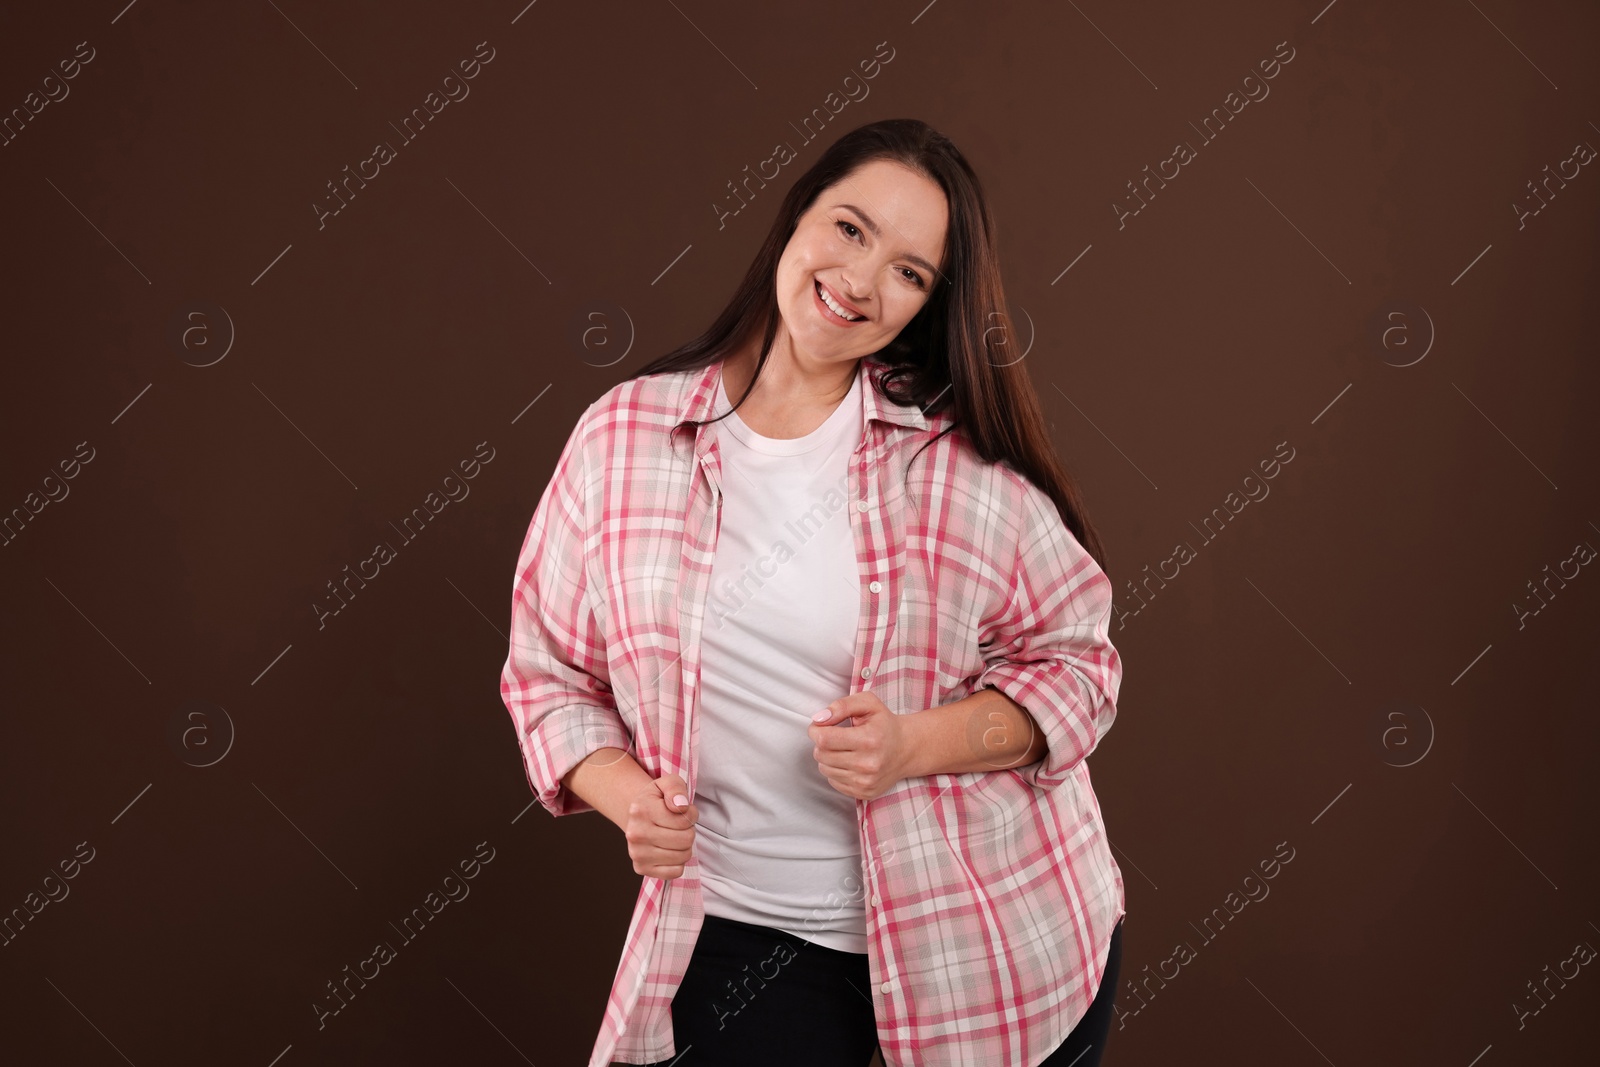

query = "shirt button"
856;499;869;512
868;580;882;594
880;979;893;993
870;893;881;906
860;666;873;679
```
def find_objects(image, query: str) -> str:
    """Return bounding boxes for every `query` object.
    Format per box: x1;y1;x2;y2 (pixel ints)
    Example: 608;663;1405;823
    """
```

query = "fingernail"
812;710;830;722
673;794;688;807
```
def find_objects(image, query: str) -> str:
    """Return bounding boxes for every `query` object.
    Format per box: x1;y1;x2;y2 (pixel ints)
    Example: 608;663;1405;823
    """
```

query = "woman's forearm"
901;686;1048;778
565;689;1044;822
562;748;655;831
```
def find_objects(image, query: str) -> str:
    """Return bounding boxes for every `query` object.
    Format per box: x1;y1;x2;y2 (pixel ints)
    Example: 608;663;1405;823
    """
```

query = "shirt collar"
671;356;930;447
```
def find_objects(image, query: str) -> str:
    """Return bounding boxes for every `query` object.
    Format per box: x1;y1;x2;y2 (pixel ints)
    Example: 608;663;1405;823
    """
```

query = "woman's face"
773;158;949;367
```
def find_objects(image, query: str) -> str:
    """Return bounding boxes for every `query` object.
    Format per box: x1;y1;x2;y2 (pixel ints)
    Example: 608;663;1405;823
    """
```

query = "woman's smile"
814;278;865;325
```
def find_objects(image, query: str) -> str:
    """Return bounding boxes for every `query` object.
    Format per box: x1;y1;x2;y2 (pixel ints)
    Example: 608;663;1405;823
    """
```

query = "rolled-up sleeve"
500;405;632;818
975;480;1122;792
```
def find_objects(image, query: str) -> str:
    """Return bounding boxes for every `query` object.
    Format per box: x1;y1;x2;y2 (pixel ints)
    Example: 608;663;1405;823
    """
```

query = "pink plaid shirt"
500;355;1125;1066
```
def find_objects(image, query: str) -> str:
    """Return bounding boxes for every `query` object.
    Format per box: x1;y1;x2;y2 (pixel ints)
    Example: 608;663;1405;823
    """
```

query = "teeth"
818;282;860;321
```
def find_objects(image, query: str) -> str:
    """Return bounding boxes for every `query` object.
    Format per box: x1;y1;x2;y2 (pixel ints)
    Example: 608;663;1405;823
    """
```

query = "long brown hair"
627;118;1108;571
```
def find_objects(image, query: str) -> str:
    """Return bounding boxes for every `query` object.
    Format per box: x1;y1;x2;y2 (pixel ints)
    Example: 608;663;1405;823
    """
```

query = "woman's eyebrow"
837;203;939;277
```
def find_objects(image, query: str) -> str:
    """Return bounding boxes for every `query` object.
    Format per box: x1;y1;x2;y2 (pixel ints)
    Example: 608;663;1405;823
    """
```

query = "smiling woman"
501;118;1125;1067
711;155;951;441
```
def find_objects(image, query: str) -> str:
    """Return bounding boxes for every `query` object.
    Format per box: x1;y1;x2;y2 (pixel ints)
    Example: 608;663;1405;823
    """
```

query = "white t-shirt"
692;364;868;953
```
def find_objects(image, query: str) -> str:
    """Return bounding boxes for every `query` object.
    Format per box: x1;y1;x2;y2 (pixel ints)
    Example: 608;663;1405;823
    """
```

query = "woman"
500;118;1125;1067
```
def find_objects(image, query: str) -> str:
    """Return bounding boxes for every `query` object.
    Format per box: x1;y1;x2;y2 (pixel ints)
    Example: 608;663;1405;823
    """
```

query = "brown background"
2;1;1596;1064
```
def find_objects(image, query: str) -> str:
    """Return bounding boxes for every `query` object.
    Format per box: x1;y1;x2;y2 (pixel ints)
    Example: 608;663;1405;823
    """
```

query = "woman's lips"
814;279;864;325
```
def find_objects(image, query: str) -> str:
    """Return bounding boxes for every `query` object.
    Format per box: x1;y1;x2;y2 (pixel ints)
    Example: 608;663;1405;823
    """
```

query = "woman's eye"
835;218;923;288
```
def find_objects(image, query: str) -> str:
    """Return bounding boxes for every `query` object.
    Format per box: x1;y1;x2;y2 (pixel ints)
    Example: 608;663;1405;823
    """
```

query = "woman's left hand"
808;692;913;801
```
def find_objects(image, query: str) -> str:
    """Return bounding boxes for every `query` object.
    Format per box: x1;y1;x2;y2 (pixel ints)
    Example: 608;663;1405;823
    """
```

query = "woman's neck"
720;346;859;440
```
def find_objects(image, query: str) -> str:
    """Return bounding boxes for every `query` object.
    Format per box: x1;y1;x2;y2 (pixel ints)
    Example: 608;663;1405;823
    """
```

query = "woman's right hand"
625;774;698;880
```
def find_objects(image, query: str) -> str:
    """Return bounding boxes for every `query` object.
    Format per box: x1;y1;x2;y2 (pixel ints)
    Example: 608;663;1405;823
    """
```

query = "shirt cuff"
520;701;634;818
976;656;1112;791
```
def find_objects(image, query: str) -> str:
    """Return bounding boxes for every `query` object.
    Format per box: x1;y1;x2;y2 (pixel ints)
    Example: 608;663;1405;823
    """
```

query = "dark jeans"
637;913;1124;1067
